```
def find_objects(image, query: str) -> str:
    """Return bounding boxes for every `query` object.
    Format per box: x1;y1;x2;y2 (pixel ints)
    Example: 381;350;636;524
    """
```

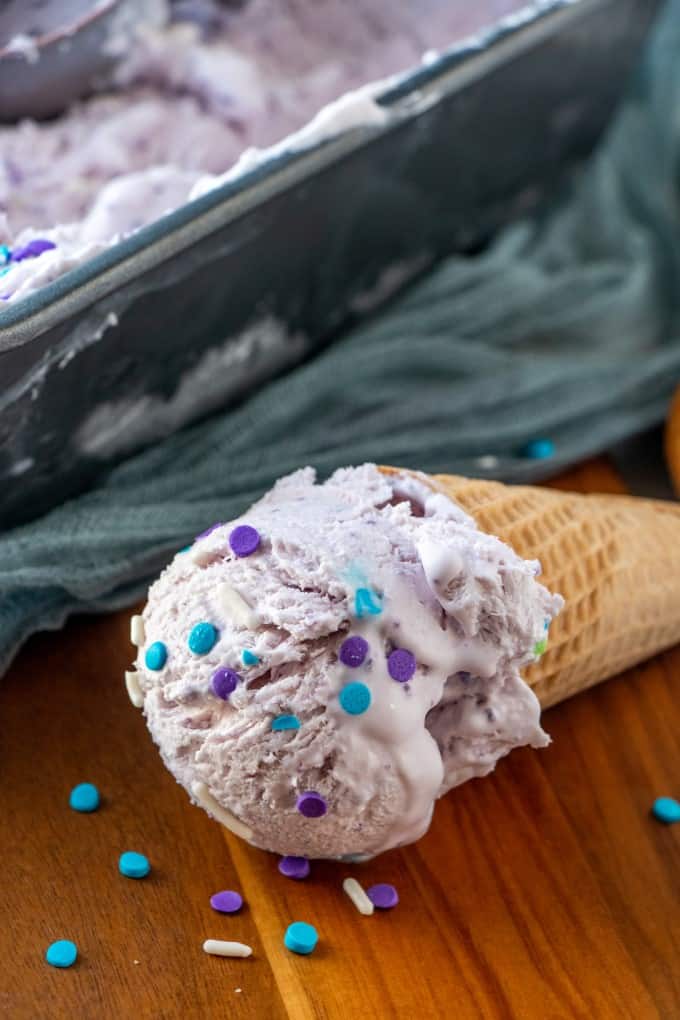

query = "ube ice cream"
128;464;562;859
1;0;526;302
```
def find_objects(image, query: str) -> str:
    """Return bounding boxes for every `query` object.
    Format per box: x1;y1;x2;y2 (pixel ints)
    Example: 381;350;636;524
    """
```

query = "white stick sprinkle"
130;614;146;647
203;940;252;959
124;671;144;708
217;583;260;629
342;877;374;916
191;781;254;841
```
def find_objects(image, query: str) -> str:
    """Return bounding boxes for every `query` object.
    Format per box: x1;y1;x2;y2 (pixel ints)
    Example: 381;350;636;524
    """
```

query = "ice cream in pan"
1;0;526;302
127;464;680;859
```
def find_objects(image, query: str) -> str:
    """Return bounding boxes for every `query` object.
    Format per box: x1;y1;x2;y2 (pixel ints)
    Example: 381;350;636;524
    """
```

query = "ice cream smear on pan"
0;0;525;302
129;464;562;859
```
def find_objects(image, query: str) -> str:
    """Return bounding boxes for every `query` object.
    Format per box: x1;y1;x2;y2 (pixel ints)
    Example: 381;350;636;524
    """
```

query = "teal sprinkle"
354;587;382;618
178;545;192;554
0;244;10;265
45;940;77;969
544;618;550;631
284;921;318;955
242;649;259;666
188;621;218;655
339;682;371;715
145;641;167;670
272;714;300;731
652;797;680;823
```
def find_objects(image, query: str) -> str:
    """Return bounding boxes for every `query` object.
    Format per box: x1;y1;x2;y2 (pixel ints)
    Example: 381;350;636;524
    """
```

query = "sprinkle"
284;922;318;955
119;851;150;879
229;525;261;557
69;783;100;813
278;856;310;880
272;714;301;731
241;649;260;666
145;641;167;670
203;939;252;958
355;588;382;617
339;635;369;668
0;244;10;265
11;238;56;262
533;639;547;657
342;877;374;916
179;546;192;553
45;940;77;969
188;621;218;655
367;883;399;909
652;797;680;823
210;890;244;914
387;648;416;683
211;667;240;700
218;583;259;629
125;671;144;708
130;615;145;647
339;682;371;715
196;522;223;540
522;438;555;459
191;781;254;840
544;618;550;630
296;791;327;818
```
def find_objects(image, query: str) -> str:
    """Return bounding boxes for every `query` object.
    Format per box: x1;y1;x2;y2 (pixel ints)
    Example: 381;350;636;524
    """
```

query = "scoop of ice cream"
132;464;562;859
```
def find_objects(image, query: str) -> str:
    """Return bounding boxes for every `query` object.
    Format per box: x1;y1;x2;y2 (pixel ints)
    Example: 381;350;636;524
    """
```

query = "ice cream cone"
382;466;680;708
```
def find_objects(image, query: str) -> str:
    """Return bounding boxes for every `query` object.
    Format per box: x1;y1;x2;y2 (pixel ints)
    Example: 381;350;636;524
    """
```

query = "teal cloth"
2;0;680;673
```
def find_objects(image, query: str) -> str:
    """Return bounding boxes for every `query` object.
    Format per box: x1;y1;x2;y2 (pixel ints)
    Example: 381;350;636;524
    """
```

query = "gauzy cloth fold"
2;0;680;674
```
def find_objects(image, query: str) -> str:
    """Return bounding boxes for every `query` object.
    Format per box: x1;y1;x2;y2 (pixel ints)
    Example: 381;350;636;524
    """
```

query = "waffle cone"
382;467;680;708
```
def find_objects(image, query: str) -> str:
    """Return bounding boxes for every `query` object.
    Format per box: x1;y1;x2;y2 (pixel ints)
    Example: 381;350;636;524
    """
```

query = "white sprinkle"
217;583;260;629
125;671;144;708
235;988;242;994
191;781;254;841
130;615;145;646
133;960;140;966
342;877;375;916
203;940;252;958
476;455;499;470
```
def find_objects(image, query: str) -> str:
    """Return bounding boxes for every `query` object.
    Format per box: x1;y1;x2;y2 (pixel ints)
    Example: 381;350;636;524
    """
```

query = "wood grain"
2;459;680;1019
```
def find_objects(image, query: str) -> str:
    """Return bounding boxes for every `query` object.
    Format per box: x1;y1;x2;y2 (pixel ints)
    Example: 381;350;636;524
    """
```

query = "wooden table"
3;460;680;1020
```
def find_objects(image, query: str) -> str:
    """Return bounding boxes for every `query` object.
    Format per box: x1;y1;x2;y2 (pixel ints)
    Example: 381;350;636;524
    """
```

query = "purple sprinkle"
209;889;243;913
387;648;416;683
278;855;310;880
195;522;223;540
339;635;369;668
296;791;327;819
211;667;240;700
229;524;260;557
10;238;56;262
367;883;399;910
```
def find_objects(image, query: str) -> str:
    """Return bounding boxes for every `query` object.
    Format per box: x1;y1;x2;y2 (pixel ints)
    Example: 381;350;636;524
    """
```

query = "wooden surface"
3;459;680;1020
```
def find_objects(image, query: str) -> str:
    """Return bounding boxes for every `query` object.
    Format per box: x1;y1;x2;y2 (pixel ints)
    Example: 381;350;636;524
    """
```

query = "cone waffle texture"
382;467;680;708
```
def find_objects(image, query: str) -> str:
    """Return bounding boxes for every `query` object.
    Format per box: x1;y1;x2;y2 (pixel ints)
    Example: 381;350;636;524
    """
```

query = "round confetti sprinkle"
354;587;382;617
278;856;310;880
45;940;77;968
387;648;416;683
296;791;327;818
210;890;244;913
652;797;680;823
533;639;548;657
522;438;555;459
367;883;399;909
241;649;259;666
339;635;369;668
145;641;167;671
229;525;260;557
284;921;318;955
11;238;56;262
119;851;150;879
339;682;371;715
69;783;100;813
188;622;218;655
0;244;10;265
272;714;301;731
212;667;240;700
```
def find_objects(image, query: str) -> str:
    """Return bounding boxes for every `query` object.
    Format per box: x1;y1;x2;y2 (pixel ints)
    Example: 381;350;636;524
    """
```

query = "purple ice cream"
128;464;562;859
1;0;526;302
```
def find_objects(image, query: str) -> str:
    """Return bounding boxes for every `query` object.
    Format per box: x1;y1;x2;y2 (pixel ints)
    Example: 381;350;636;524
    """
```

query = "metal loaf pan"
0;0;661;526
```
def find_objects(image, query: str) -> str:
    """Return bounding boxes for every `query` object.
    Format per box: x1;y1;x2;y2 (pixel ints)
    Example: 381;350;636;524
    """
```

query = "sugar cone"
381;466;680;708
